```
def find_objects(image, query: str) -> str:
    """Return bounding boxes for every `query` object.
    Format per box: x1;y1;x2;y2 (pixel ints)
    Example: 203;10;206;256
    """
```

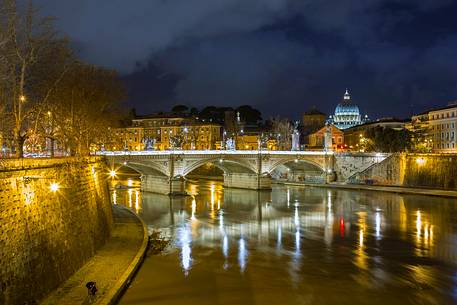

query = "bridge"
102;150;388;195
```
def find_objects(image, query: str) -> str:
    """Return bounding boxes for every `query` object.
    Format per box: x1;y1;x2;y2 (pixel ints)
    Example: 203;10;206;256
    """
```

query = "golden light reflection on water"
135;190;140;212
354;211;368;270
399;198;407;234
414;209;435;257
375;210;381;239
112;177;457;305
191;198;196;220
128;189;133;208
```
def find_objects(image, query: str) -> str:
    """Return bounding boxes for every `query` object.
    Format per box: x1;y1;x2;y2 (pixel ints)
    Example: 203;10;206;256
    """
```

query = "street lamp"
222;130;227;150
50;182;60;192
183;127;188;149
416;157;426;166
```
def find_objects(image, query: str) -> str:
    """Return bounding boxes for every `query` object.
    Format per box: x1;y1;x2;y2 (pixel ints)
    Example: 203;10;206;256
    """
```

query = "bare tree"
271;116;293;150
0;0;72;157
49;63;125;156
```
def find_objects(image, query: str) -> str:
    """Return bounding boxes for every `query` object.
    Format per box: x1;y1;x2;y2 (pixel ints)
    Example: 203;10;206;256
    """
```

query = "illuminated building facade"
344;118;408;151
405;112;432;152
328;89;368;130
302;107;326;135
109;113;222;151
308;125;344;151
428;104;457;153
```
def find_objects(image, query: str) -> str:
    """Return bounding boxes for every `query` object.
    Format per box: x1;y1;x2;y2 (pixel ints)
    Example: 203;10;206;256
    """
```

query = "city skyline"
36;0;457;119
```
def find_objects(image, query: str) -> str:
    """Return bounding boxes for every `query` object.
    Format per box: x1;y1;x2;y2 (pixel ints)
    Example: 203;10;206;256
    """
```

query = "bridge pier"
141;175;187;196
223;173;272;190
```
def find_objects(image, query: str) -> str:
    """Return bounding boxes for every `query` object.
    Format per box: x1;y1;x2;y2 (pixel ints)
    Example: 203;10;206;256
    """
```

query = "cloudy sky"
37;0;457;120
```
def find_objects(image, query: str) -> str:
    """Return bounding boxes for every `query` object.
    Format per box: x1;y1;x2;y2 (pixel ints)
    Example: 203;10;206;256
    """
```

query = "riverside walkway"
283;181;457;198
41;205;148;305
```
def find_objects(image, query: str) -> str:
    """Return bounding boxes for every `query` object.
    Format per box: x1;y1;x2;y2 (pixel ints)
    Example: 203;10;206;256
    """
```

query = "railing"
99;150;334;156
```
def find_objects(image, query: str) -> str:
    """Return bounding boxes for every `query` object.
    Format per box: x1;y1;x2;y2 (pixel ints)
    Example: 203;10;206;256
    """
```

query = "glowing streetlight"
416;157;426;166
109;170;117;177
19;95;26;102
50;182;60;192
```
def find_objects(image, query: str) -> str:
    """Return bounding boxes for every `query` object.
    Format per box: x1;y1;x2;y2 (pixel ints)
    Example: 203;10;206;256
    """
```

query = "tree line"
0;0;125;158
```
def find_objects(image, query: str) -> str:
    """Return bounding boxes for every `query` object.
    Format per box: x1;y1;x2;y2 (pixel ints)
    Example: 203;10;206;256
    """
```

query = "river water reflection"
114;178;457;305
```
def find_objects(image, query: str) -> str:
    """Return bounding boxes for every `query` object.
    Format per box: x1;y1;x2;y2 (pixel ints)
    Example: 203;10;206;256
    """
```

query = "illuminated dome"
329;89;364;130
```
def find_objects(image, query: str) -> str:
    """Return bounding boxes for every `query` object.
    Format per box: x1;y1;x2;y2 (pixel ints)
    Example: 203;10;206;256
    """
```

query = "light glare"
50;182;59;192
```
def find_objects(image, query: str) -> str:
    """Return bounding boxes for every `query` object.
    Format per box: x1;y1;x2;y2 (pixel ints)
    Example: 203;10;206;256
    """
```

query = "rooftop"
133;112;191;120
304;107;326;116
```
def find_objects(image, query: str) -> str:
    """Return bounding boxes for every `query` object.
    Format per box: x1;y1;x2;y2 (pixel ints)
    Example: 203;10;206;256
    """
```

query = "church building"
328;89;368;129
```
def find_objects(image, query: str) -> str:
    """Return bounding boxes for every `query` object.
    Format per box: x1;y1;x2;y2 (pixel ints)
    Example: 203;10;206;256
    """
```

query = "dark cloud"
37;0;457;119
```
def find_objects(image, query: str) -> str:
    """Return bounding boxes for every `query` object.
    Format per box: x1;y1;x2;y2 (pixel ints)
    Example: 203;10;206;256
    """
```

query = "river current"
113;177;457;305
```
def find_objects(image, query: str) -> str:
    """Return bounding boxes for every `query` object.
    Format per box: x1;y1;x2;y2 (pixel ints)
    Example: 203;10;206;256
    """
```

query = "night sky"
38;0;457;120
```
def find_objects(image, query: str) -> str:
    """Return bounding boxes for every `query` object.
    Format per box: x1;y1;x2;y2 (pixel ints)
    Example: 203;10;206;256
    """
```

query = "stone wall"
350;154;403;185
333;152;389;181
353;153;457;190
402;154;457;189
0;157;112;305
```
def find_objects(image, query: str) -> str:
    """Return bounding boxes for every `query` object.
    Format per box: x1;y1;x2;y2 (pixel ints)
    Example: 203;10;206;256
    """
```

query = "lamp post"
183;127;189;150
240;128;245;150
222;130;227;150
47;111;55;158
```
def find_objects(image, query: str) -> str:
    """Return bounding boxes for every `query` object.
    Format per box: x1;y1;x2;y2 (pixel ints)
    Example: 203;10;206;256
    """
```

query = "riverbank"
278;181;457;198
41;205;149;305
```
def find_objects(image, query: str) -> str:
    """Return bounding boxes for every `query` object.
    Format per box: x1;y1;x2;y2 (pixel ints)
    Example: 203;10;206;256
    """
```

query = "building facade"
109;113;222;151
405;112;431;152
344;118;408;151
302;107;326;135
328;89;368;130
308;125;344;151
428;105;457;153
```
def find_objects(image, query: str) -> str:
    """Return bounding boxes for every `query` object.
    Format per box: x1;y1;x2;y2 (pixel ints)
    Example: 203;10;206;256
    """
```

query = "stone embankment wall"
353;153;457;190
0;157;112;305
334;152;389;182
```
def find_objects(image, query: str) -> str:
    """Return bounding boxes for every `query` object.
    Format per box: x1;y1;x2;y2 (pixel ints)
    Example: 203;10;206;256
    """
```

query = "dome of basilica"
335;95;360;115
328;89;366;130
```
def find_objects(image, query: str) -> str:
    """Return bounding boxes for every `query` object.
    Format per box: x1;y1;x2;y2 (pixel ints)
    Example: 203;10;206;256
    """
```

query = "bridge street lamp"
183;127;189;150
222;130;227;150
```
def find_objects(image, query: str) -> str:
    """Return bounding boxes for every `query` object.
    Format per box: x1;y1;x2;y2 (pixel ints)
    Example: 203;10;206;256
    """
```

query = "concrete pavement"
41;205;148;305
281;181;457;198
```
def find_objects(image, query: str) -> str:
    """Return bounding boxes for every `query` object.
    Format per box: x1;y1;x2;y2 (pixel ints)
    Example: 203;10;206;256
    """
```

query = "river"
112;177;457;305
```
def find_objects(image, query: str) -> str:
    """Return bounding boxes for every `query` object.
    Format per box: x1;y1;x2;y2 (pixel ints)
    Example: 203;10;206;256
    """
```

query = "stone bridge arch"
116;161;169;177
263;155;329;184
103;151;335;195
180;156;257;177
266;157;325;174
179;156;267;191
107;155;170;177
